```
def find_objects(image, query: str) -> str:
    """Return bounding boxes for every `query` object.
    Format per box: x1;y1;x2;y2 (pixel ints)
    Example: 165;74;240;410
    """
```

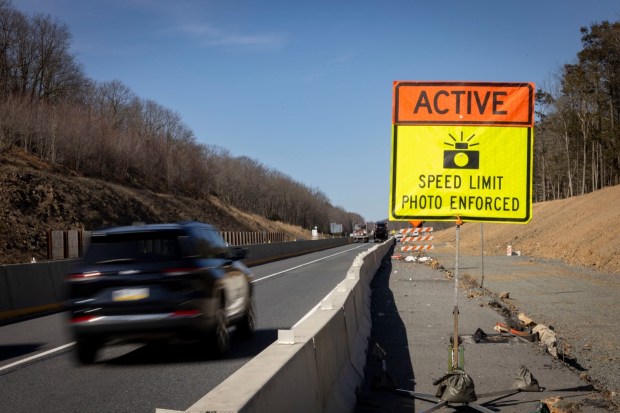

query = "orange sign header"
393;81;534;127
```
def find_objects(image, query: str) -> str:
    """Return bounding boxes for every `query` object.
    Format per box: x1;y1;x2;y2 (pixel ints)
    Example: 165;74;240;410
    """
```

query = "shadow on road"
0;343;44;362
101;328;278;365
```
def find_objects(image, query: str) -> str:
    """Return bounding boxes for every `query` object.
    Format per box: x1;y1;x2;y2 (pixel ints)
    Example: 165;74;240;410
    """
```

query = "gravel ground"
355;243;619;412
430;246;620;404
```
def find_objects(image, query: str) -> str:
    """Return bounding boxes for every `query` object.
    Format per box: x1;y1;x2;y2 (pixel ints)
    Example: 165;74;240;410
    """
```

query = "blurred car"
65;221;255;364
394;232;404;242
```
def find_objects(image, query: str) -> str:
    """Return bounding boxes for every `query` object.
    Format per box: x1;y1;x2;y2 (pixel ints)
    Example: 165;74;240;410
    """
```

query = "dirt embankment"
0;147;309;264
3;145;619;272
433;184;620;274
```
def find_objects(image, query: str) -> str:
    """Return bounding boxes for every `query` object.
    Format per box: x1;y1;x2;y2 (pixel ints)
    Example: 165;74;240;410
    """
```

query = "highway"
0;243;374;413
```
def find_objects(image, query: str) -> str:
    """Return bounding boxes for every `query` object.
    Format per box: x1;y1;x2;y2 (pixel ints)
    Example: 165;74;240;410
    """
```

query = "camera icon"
443;139;479;169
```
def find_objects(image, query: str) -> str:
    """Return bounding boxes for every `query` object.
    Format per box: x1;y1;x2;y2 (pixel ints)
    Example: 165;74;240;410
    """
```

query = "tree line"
534;20;620;201
2;1;618;230
0;1;364;233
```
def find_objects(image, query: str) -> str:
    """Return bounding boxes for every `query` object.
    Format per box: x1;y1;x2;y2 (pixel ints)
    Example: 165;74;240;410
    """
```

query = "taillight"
71;315;100;323
66;271;101;281
171;310;200;317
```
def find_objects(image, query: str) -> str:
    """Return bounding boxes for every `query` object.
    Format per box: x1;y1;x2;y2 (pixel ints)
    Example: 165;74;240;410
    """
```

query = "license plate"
112;288;149;301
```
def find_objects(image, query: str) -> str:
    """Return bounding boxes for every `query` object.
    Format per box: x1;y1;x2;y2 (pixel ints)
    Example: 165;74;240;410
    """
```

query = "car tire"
212;308;230;355
75;338;99;365
237;299;256;339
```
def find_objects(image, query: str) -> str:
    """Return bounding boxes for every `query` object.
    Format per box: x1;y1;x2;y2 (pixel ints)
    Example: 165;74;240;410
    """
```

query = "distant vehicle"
394;232;404;242
352;222;370;243
65;222;255;364
373;222;388;242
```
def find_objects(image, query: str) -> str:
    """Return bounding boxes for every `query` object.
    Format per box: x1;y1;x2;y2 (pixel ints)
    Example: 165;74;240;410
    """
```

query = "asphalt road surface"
0;243;374;413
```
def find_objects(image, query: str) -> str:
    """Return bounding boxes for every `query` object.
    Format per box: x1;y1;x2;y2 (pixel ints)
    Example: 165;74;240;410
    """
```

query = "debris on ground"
370;343;397;390
533;324;559;358
490;312;561;358
518;312;536;327
494;322;538;342
392;253;435;263
542;396;583;413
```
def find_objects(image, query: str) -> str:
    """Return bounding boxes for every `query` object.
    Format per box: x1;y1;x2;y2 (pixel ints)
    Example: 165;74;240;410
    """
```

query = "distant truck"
352;222;370;243
373;222;388;242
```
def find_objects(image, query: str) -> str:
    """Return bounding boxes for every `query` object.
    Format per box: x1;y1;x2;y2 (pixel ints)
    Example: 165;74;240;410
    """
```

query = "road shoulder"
355;246;615;412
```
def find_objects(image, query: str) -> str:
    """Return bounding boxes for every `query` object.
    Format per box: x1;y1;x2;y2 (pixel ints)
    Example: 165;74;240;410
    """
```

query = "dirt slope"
2;145;619;272
433;184;620;274
0;147;308;264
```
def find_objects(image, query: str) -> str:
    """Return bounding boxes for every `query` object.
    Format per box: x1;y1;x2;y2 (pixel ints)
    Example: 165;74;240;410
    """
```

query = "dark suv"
65;222;255;364
374;222;388;242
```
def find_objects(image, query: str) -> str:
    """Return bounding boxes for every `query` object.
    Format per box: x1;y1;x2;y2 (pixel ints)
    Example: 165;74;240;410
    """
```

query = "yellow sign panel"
390;125;532;222
390;81;535;223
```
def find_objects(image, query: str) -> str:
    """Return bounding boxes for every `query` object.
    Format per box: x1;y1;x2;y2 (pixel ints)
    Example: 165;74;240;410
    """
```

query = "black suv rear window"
84;231;185;264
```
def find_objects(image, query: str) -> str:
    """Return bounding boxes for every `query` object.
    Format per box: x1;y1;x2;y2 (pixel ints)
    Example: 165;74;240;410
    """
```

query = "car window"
84;231;183;264
191;228;226;259
207;229;227;249
203;229;228;258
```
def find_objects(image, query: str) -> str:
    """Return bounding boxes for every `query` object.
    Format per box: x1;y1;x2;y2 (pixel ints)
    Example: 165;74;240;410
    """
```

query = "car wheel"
75;338;99;365
212;308;230;355
237;300;256;339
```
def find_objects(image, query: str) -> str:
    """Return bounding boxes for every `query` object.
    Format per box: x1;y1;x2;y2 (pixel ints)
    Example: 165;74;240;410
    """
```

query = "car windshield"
84;231;185;264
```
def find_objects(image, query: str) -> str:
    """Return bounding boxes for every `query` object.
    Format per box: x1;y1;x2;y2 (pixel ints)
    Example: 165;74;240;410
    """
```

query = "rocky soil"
433;184;620;275
0;146;308;264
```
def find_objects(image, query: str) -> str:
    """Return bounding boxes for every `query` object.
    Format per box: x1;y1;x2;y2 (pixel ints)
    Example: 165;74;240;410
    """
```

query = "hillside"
3;145;620;273
433;184;620;274
0;147;308;265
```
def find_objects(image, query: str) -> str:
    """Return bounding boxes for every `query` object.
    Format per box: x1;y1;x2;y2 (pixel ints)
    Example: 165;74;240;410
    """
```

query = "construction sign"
389;81;535;223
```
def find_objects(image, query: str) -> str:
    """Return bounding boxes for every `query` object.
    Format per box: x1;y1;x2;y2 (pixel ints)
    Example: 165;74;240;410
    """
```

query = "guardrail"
157;239;395;413
0;238;352;323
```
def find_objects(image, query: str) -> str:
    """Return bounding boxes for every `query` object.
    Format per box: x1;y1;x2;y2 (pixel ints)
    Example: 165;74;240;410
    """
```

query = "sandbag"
533;324;558;357
512;365;541;392
433;370;477;403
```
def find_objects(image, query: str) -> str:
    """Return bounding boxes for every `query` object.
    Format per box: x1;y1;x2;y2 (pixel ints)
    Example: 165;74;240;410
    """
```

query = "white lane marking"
285;245;366;328
293;303;321;328
0;342;75;372
293;273;353;329
251;245;364;284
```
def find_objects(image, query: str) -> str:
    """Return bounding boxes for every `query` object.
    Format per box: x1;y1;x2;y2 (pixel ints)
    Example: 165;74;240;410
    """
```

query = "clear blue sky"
13;0;620;222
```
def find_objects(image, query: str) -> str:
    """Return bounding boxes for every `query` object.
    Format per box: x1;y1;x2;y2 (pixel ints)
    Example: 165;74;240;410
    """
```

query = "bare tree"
0;2;372;231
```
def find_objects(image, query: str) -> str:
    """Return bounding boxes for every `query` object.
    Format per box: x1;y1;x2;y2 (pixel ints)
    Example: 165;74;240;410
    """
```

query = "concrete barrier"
0;238;352;323
0;265;12;313
164;239;395;413
0;260;76;321
243;238;351;266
